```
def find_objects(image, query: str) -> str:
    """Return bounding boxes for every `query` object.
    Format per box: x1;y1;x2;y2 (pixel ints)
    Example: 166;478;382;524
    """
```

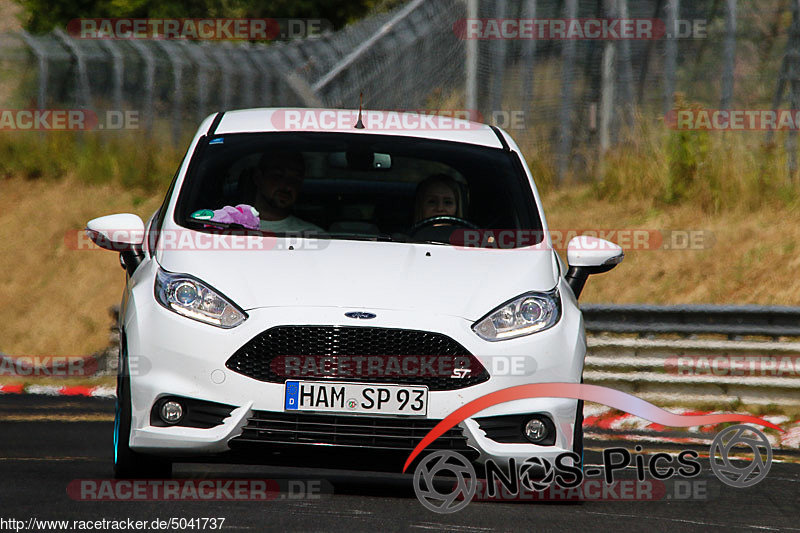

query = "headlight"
155;268;247;328
472;289;561;341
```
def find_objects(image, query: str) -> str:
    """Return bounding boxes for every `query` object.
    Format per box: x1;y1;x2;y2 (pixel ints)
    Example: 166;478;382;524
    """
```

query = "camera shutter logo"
709;424;772;488
413;451;476;513
519;456;555;492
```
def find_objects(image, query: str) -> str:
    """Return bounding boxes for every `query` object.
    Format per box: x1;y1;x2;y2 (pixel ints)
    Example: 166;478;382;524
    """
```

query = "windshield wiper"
184;218;252;231
316;232;395;242
403;239;449;246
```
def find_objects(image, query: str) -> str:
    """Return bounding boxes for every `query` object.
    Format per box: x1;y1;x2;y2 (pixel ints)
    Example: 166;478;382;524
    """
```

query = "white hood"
156;237;557;321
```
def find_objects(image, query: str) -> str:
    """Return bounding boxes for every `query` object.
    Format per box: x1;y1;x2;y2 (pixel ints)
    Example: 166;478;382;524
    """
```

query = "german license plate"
284;381;428;416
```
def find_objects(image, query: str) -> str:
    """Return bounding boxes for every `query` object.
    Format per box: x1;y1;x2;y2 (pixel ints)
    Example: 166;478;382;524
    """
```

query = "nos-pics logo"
413;424;773;513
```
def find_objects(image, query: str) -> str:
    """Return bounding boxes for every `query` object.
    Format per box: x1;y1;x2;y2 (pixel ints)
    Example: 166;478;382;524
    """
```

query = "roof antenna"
354;93;365;129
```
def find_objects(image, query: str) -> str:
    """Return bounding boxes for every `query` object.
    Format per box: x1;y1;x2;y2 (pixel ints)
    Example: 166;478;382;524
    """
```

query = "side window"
149;167;180;256
144;211;159;256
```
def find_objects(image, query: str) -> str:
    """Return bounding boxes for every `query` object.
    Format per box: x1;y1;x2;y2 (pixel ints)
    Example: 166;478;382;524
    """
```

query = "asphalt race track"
1;395;797;532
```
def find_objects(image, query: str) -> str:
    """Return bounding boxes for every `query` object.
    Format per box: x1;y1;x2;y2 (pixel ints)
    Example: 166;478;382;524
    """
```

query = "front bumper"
124;278;586;467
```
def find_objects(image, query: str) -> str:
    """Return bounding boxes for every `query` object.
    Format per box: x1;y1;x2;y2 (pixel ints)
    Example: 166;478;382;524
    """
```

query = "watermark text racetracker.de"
0;109;138;131
0;355;99;377
453;18;707;40
69;228;329;252
451;229;714;251
666;108;800;131
666;355;800;377
270;108;529;130
68;18;332;40
67;478;327;501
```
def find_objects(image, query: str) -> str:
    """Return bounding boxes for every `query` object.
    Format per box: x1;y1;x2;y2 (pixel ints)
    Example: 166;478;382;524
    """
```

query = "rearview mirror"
328;151;392;170
565;235;623;298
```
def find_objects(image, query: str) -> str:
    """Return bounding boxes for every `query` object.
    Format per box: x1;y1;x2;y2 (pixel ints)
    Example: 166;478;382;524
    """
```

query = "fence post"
599;0;618;155
239;42;268;108
521;0;537;126
490;0;507;117
53;29;92;109
98;40;124;113
128;40;155;131
557;0;578;183
617;0;634;131
155;41;184;145
177;41;210;122
720;0;737;110
663;0;679;114
786;1;800;182
465;0;478;114
19;31;48;111
788;51;800;183
203;43;233;111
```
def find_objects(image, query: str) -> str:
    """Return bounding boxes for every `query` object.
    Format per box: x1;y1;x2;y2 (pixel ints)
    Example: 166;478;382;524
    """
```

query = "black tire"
114;342;172;479
573;398;584;469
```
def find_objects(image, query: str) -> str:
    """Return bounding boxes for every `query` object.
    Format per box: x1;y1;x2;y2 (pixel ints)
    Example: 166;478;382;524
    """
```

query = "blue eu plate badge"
284;381;299;410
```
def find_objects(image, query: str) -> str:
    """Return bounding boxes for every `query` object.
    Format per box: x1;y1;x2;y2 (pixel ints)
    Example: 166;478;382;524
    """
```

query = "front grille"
225;325;490;391
229;411;477;455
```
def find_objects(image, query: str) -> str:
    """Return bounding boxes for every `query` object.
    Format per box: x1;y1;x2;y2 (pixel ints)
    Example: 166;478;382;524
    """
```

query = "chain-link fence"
0;0;795;181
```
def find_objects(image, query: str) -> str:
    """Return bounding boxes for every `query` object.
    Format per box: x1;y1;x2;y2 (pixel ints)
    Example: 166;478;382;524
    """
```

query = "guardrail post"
98;39;124;113
177;41;210;123
557;0;578;183
156;40;185;145
128;40;155;131
19;31;48;112
720;0;737;110
520;0;537;126
663;0;679;114
490;0;507;118
53;29;92;110
465;0;479;115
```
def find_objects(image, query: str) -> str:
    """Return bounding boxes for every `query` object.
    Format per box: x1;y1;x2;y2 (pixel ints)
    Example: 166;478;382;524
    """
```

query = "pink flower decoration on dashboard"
210;204;260;230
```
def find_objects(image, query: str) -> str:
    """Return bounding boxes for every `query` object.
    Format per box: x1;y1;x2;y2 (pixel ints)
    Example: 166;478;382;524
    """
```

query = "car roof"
213;108;505;149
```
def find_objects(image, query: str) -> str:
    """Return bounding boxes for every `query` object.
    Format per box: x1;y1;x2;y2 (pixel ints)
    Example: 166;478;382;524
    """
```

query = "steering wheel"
409;215;480;236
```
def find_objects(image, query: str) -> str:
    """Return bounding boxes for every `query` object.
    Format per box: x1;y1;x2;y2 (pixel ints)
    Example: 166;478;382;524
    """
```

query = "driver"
413;174;464;223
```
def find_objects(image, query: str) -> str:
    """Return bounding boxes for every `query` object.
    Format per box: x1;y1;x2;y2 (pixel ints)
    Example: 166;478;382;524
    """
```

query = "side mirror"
86;214;145;276
565;235;624;298
86;214;145;251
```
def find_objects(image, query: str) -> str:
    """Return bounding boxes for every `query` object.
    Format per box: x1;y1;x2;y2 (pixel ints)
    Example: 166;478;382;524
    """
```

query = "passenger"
252;151;323;233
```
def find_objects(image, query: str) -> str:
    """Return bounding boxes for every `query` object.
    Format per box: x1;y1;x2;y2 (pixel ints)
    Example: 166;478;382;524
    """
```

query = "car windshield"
174;132;543;248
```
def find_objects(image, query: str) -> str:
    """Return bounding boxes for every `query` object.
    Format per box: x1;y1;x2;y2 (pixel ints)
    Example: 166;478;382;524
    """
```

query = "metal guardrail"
582;304;800;407
581;304;800;338
584;336;800;406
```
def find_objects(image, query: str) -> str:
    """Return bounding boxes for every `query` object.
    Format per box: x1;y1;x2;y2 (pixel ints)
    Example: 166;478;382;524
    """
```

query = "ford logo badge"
345;311;376;319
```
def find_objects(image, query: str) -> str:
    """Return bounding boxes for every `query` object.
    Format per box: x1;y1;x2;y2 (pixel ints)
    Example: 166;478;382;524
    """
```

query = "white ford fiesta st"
86;108;623;478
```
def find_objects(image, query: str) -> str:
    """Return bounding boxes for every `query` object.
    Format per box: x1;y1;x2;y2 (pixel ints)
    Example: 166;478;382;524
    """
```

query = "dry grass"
546;185;800;305
0;176;162;356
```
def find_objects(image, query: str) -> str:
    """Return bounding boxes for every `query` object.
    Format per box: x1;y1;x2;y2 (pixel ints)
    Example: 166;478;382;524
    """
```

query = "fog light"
160;400;184;424
524;418;548;443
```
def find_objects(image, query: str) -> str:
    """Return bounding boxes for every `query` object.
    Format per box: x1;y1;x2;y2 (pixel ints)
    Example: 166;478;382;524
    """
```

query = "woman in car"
413;173;464;223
